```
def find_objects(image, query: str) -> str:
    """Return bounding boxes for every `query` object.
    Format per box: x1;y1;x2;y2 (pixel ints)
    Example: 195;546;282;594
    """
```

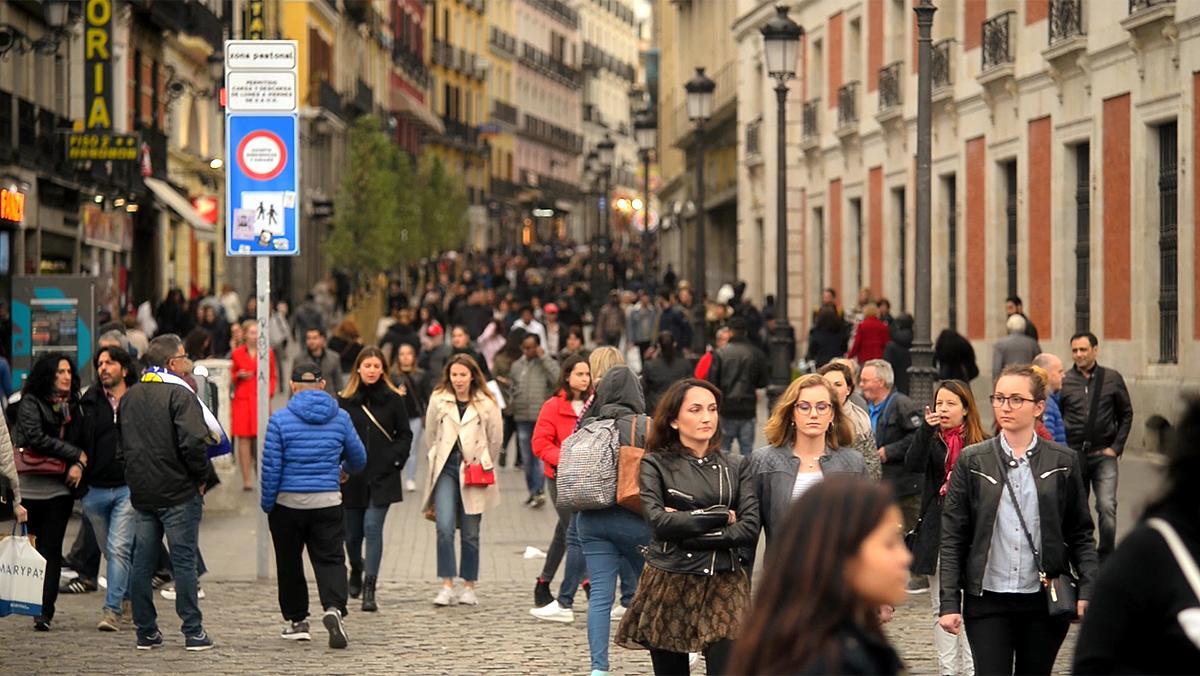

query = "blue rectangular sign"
225;113;299;256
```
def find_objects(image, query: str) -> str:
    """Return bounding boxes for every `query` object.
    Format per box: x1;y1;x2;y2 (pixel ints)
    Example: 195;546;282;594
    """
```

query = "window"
894;186;907;311
1003;160;1018;298
944;174;958;330
1157;121;1178;363
1072;143;1090;333
850;197;863;292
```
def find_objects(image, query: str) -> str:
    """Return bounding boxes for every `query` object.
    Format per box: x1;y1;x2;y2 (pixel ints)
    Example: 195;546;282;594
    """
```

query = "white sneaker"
405;479;417;492
458;587;478;606
99;576;108;590
160;585;206;601
433;587;456;606
530;600;574;623
610;604;626;621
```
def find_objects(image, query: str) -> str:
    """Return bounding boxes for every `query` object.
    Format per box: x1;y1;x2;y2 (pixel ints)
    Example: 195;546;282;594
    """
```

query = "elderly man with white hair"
992;313;1040;383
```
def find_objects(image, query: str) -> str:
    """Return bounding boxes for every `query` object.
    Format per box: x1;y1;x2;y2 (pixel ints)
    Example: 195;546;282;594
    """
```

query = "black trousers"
268;504;349;621
24;495;74;621
649;639;734;676
964;592;1070;676
65;513;100;579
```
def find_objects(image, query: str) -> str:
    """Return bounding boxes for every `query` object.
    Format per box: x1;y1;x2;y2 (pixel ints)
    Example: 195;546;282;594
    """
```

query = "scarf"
939;424;966;497
141;366;231;458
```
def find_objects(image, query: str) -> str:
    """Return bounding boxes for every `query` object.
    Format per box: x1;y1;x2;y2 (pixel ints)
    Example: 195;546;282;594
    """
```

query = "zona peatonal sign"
224;40;300;256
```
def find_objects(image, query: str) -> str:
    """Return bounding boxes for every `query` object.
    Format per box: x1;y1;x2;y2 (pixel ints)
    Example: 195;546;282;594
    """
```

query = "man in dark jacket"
882;313;914;395
705;317;768;456
860;359;923;536
295;327;344;396
1059;332;1133;563
120;334;214;651
262;363;366;649
657;291;692;354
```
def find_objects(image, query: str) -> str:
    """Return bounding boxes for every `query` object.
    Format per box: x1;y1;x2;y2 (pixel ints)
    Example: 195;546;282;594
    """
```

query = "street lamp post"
597;134;616;288
685;67;715;308
910;0;939;407
761;5;803;407
635;109;657;288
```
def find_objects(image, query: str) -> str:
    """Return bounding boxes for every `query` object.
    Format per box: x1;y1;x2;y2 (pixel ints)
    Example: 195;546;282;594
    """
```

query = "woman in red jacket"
529;354;593;622
847;303;891;365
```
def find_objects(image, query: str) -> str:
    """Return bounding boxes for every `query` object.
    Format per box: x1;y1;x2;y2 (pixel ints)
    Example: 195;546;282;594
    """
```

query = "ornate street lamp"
635;108;658;287
910;0;939;407
684;67;715;307
761;5;803;406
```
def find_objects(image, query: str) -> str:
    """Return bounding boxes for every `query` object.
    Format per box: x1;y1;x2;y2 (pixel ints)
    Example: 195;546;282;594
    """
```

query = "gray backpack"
555;418;620;511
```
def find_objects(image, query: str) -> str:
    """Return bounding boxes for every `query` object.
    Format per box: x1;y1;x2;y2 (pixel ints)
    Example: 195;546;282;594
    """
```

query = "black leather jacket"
706;338;767;420
938;437;1099;615
639;447;760;576
15;395;84;465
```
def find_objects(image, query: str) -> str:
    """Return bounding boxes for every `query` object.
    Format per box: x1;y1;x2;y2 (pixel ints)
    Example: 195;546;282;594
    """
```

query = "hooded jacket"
261;389;367;512
579;365;646;426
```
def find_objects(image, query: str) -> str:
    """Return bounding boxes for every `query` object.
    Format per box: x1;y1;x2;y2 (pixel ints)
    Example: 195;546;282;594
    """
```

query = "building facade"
486;0;521;248
734;0;1200;450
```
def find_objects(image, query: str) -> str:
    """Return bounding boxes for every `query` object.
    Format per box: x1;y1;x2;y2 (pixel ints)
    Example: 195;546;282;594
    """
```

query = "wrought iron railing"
802;99;819;139
745;119;760;156
1130;0;1173;13
932;39;953;89
1049;0;1085;44
492;101;518;125
837;82;858;127
878;61;902;111
982;11;1015;71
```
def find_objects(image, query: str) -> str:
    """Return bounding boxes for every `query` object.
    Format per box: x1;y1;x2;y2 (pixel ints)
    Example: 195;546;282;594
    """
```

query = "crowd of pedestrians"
2;249;1195;675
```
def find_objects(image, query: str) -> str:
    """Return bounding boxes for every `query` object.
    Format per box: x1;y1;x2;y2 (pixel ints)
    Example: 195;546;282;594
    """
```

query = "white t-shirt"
790;471;824;502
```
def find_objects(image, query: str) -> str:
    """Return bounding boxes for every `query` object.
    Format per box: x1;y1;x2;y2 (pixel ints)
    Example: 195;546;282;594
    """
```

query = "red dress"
230;345;277;438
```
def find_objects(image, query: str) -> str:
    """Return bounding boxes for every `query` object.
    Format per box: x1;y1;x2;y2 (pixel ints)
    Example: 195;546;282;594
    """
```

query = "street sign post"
225;39;300;580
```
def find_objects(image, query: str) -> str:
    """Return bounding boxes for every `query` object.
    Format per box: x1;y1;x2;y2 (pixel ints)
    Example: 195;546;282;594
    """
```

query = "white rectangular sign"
226;72;297;112
224;40;297;70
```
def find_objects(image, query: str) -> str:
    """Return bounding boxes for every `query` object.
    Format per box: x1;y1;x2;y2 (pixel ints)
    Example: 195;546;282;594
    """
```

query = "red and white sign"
236;130;287;181
191;195;219;225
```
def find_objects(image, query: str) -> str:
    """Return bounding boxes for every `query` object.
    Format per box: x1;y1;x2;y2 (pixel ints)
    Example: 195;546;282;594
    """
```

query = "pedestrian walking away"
510;333;560;507
750;374;864;555
904;379;988;675
727;478;909;675
705;317;767;457
391;343;430;493
262;363;367;649
423;354;503;607
1058;332;1133;564
846;302;890;365
338;346;413;612
938;365;1098;676
530;353;592;622
616;378;760;676
641;332;695;414
991;315;1040;384
121;335;215;651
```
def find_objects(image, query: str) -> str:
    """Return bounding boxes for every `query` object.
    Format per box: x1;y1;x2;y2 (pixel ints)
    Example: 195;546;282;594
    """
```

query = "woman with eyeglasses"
938;364;1098;675
750;374;866;553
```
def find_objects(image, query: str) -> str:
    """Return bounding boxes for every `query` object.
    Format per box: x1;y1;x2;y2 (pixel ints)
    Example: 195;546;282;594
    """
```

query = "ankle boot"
361;575;378;612
349;567;363;599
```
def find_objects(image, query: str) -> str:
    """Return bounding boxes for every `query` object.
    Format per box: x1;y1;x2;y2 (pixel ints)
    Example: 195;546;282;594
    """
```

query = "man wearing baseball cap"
261;363;367;649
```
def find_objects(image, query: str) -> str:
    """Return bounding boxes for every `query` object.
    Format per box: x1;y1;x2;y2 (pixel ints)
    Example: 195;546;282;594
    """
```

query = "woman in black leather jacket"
616;378;760;676
15;352;85;631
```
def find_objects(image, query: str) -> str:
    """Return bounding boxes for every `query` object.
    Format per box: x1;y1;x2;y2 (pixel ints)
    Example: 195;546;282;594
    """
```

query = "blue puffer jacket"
261;389;367;512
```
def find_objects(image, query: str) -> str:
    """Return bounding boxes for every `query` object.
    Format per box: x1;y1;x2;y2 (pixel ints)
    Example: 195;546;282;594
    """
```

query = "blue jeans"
130;494;204;639
1085;454;1119;562
721;416;758;456
434;450;482;581
516;421;545;497
558;515;589;608
578;506;651;672
81;485;135;614
402;417;423;484
344;504;389;577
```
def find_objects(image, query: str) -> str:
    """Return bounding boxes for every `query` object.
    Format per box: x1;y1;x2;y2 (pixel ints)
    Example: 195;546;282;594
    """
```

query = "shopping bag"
0;526;47;618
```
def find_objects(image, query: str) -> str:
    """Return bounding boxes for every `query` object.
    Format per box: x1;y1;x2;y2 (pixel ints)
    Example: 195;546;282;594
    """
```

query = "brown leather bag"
616;415;651;514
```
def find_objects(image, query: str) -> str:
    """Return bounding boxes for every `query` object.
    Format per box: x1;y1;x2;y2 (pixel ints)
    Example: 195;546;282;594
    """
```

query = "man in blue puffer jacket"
262;363;367;649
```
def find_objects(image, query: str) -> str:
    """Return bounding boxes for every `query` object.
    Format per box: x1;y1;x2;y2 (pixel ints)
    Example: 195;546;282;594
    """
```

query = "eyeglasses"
795;401;832;415
989;395;1037;409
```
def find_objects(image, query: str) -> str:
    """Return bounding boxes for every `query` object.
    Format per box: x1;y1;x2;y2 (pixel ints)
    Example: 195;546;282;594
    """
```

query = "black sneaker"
185;631;214;651
151;574;171;590
280;620;311;641
60;577;97;594
534;578;553;608
137;631;164;650
322;610;348;649
906;575;931;594
33;616;51;632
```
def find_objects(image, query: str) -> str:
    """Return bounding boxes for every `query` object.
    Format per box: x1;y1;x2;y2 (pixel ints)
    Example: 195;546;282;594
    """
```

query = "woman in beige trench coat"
423;353;503;606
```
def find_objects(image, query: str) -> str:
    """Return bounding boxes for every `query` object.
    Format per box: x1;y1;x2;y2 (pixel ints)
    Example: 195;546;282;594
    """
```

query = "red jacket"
532;392;581;479
847;317;890;364
694;351;714;380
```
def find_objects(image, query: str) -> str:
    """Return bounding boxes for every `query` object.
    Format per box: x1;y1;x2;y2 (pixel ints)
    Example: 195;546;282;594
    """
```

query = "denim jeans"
541;479;589;608
402;417;423;484
81;485;135;614
434;449;482;581
720;416;757;456
577;506;651;672
515;420;545;497
1085;454;1119;562
344;504;390;577
130;494;205;639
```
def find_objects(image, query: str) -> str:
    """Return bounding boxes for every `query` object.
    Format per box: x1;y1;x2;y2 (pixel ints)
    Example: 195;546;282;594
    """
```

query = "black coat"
78;386;124;488
903;423;986;575
873;393;922;497
1059;364;1134;456
640;356;694;413
15;395;85;469
882;327;913;395
934;329;979;382
118;381;211;511
339;384;413;508
767;622;904;675
706;338;768;420
806;326;848;367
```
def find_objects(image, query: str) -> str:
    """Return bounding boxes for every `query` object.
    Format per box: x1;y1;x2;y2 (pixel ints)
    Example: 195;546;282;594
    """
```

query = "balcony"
981;11;1015;75
801;99;820;151
440;116;481;149
491;177;520;201
520;43;583;89
315;80;343;119
877;61;903;116
582;103;604;125
347;79;373;118
526;0;579;30
492;101;518;126
490;27;518;58
393;44;432;90
521;114;583;154
836;81;859;137
1044;0;1087;74
582;42;636;82
932;38;953;93
1121;0;1176;71
744;118;761;165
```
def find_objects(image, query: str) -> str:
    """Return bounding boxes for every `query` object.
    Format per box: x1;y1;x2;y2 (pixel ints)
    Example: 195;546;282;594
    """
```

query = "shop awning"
144;177;217;242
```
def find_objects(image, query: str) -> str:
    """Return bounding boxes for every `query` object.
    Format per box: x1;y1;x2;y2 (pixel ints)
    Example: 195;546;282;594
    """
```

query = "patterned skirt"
615;564;751;654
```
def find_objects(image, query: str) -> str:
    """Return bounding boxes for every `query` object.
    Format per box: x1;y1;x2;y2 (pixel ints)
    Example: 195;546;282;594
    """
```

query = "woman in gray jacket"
750;374;865;550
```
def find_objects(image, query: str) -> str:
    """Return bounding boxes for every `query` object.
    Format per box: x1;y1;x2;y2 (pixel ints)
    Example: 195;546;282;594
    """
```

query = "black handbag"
994;443;1079;620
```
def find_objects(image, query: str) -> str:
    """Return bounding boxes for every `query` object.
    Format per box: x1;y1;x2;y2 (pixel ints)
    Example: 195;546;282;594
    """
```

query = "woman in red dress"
230;320;277;490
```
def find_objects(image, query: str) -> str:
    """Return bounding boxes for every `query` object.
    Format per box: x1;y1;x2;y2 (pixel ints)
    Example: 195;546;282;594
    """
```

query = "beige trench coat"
422;389;503;515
